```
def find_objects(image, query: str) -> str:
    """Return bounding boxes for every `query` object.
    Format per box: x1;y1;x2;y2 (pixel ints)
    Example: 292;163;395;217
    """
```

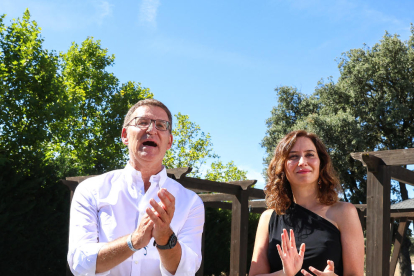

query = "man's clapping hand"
146;188;176;245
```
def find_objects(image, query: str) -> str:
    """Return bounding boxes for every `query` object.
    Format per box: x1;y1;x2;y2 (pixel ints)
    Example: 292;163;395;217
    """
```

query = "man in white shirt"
67;99;205;276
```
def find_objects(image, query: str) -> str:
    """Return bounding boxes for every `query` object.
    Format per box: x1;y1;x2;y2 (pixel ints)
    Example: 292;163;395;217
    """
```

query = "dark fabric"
267;203;343;276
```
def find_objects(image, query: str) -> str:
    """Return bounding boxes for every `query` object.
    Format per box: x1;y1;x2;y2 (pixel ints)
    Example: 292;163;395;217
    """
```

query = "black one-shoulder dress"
267;203;343;276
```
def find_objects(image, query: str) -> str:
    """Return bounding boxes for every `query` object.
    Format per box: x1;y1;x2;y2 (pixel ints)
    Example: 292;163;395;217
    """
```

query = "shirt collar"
125;162;168;188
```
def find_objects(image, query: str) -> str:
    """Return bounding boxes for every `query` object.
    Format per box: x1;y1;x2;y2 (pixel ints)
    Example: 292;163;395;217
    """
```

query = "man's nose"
146;121;157;133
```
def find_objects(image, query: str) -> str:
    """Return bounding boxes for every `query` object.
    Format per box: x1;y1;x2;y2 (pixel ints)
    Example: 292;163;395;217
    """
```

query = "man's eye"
137;119;150;126
156;121;166;129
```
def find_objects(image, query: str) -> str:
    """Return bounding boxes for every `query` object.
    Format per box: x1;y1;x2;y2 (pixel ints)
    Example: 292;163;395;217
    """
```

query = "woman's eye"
306;153;315;157
288;155;299;159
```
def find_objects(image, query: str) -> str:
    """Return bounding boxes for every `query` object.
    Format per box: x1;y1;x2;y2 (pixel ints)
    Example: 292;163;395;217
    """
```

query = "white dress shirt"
67;163;205;276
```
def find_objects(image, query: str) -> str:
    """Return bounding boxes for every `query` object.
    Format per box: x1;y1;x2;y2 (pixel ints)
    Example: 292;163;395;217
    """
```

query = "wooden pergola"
62;167;267;276
351;148;414;276
63;148;414;276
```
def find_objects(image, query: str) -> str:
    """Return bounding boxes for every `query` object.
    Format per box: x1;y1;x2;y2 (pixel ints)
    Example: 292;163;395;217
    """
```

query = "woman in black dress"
249;130;364;276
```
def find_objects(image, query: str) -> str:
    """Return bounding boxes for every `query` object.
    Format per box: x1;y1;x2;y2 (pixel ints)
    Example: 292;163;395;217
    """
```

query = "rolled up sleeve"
67;183;109;276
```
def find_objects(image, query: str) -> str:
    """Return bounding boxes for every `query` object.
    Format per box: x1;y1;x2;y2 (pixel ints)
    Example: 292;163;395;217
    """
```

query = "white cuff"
69;243;109;276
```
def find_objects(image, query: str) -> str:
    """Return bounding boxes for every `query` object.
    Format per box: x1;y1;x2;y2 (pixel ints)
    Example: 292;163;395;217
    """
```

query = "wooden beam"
166;167;192;180
390;166;414;186
362;154;385;173
390;212;414;219
248;188;266;199
249;200;267;214
230;190;249;276
354;204;367;211
228;180;257;190
351;148;414;166
177;177;241;195
365;165;391;276
199;193;233;202
354;204;367;230
249;200;266;208
389;219;408;276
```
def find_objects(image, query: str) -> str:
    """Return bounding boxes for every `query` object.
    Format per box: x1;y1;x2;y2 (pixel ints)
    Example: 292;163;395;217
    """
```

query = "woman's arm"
335;202;365;276
249;209;273;276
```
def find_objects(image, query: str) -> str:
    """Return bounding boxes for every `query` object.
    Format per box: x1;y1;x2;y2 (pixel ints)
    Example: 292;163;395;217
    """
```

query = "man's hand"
131;214;154;249
146;188;176;245
96;214;154;273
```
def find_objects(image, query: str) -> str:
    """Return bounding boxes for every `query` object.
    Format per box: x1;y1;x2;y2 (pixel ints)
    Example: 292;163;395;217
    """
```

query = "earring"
318;178;322;189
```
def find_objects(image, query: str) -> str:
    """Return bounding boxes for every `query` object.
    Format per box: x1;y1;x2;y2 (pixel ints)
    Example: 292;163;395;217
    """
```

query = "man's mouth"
143;141;158;147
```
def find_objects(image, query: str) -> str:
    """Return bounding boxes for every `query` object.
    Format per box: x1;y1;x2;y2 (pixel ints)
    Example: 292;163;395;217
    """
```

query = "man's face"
122;105;173;168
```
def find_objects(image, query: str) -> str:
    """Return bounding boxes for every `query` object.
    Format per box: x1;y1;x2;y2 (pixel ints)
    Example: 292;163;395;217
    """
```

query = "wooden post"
389;219;408;276
230;189;249;276
365;163;391;276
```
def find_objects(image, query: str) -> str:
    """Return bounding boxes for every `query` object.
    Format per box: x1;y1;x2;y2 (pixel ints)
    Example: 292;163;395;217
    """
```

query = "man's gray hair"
123;99;173;132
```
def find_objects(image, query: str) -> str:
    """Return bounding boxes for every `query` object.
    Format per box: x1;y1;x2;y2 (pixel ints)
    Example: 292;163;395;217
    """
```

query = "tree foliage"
164;112;247;181
262;27;414;204
163;112;218;176
0;10;152;275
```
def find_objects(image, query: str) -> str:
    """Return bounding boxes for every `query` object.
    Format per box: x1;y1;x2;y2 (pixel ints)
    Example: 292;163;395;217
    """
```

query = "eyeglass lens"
134;117;169;131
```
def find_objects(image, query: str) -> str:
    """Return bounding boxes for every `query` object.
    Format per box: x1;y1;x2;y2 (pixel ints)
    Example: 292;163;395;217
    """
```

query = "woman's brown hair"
265;130;341;214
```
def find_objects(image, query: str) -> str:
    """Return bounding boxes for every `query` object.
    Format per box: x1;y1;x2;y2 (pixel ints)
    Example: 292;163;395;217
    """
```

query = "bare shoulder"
329;201;360;231
331;201;357;213
256;209;274;235
261;209;274;222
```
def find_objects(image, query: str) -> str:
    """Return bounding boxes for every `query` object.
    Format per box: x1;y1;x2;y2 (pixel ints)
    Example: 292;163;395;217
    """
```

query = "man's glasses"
127;117;171;131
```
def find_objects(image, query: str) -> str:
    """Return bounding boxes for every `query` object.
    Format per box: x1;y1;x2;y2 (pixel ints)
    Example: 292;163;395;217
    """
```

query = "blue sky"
2;0;414;192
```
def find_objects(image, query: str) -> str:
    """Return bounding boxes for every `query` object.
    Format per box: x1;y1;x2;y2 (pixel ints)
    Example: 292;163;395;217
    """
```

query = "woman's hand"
276;228;306;276
301;260;337;276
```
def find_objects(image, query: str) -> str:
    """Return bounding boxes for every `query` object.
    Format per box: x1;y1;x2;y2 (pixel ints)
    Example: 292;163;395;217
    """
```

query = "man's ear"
167;134;173;150
121;128;128;145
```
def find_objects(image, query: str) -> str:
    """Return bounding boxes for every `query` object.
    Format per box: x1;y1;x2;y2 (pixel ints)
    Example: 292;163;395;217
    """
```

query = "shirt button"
135;261;138;264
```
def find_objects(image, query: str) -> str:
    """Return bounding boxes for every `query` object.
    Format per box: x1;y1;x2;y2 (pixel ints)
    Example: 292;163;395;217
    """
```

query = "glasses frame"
127;116;171;132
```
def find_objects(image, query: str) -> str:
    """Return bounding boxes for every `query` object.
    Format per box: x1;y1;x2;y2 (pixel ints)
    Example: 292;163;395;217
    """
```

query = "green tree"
163;112;247;181
205;160;247;182
163;112;218;177
0;10;152;275
55;38;152;176
262;26;414;275
0;10;70;275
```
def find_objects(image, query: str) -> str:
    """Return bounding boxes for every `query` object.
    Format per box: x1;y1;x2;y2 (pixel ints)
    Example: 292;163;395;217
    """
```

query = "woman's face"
285;137;320;189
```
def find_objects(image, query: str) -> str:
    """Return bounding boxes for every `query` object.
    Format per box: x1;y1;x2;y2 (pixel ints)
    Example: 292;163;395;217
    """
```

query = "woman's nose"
298;156;307;166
